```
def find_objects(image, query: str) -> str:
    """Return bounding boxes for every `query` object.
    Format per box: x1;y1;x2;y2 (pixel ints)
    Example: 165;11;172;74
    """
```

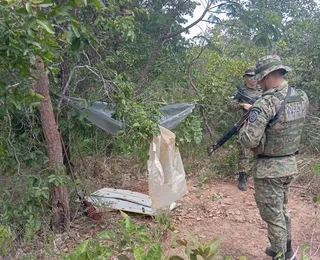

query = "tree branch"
58;65;120;108
164;2;226;39
135;1;228;93
164;1;213;39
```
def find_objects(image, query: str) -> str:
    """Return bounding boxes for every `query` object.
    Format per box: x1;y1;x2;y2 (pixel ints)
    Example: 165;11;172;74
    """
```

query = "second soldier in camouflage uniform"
239;56;309;259
228;67;261;191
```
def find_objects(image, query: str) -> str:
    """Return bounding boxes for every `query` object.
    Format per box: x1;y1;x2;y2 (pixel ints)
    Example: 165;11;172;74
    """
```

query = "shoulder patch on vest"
248;107;262;123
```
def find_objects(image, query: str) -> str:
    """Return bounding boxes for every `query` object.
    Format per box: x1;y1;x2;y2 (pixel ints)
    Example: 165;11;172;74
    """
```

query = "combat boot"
265;244;297;260
238;172;247;191
265;247;282;260
285;240;297;260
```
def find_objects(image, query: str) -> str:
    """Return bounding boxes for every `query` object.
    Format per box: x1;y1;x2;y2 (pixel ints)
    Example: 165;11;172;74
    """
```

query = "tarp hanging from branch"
65;97;196;134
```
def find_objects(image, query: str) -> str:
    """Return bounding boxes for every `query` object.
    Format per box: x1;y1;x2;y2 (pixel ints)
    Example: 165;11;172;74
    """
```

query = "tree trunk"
52;5;73;175
60;60;73;175
32;56;70;233
135;22;172;92
135;36;165;90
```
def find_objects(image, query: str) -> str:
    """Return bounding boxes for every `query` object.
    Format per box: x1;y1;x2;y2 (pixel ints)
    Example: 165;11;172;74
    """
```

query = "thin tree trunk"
52;2;73;176
135;22;172;91
32;56;70;233
60;60;73;175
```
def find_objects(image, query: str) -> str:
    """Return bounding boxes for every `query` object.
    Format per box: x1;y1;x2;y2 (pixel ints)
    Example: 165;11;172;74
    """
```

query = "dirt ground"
168;177;320;260
14;174;320;260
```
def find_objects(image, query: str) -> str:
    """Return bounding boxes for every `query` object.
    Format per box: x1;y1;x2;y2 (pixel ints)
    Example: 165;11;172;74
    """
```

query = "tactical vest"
262;88;308;157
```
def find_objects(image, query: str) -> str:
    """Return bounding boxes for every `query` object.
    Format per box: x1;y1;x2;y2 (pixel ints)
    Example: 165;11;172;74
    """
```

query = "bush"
0;224;14;256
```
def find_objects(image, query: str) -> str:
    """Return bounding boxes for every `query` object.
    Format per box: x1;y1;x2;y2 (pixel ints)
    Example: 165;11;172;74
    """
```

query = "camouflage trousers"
237;141;251;173
254;176;294;253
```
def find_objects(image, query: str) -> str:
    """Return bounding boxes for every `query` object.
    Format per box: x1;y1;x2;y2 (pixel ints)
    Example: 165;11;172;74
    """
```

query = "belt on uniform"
256;151;299;159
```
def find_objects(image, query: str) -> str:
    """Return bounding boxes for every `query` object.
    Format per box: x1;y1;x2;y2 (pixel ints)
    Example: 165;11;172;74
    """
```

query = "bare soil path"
168;177;320;260
15;175;319;260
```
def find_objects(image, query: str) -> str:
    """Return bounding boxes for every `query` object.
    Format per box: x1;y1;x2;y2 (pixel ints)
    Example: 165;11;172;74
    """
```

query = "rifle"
208;86;292;156
208;87;261;156
208;111;250;156
233;85;260;105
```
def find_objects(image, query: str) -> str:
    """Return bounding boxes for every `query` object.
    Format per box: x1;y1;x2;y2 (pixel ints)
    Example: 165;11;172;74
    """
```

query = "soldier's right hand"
243;104;252;111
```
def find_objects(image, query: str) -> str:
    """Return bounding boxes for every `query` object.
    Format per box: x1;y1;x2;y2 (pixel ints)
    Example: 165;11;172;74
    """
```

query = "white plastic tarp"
148;126;188;210
65;97;195;135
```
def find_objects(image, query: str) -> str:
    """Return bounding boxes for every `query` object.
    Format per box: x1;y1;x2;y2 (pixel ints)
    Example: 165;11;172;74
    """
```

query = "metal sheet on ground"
86;196;155;215
86;188;176;216
90;188;151;207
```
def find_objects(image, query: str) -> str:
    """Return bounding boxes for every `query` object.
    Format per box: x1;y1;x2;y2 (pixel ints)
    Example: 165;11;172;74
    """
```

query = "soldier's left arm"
239;97;275;149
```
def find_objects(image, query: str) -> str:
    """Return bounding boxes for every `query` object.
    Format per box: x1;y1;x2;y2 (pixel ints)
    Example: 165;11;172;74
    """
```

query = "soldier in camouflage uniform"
228;67;261;191
239;56;309;260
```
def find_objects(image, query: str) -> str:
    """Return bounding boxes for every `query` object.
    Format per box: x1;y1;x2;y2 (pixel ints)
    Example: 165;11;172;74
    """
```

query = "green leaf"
72;23;80;38
312;164;320;175
301;243;310;260
32;0;44;3
92;0;101;9
38;0;54;8
120;211;134;233
71;37;81;51
16;7;29;15
34;93;44;100
186;231;200;250
168;256;185;260
26;2;32;13
83;0;87;6
189;253;197;260
30;102;41;107
97;231;116;240
119;240;127;249
207;238;222;257
146;244;161;260
313;195;320;203
24;17;37;30
36;19;55;34
138;234;152;243
0;1;9;7
26;40;42;49
133;246;145;260
11;100;22;110
68;240;90;259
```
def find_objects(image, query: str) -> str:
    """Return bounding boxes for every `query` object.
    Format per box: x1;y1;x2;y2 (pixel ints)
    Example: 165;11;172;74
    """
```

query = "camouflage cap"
251;55;291;81
243;66;255;76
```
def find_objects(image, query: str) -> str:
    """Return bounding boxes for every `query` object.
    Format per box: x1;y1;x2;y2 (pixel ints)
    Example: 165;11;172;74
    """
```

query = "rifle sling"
267;86;292;128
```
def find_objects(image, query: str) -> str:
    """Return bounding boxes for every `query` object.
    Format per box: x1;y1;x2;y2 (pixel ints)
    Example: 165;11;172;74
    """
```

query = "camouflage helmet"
251;55;291;81
243;66;255;77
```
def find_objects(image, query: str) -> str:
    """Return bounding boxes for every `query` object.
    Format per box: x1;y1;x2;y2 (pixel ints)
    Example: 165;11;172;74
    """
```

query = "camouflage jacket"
228;84;262;117
239;81;309;179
